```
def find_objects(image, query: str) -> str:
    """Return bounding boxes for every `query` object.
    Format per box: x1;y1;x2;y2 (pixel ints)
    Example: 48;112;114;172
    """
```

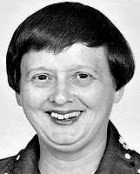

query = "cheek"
75;84;104;107
20;87;49;109
75;83;114;110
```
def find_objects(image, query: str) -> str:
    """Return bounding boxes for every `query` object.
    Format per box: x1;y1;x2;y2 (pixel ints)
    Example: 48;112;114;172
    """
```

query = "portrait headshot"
0;0;140;174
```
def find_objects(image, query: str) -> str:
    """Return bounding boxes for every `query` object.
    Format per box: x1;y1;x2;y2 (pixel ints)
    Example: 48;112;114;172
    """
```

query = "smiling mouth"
46;111;83;125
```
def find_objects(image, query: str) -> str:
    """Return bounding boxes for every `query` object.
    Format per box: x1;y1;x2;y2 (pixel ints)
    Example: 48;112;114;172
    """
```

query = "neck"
38;132;107;174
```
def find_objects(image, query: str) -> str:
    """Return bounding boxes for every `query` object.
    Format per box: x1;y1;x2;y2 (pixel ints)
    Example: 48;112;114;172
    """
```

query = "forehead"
21;44;109;74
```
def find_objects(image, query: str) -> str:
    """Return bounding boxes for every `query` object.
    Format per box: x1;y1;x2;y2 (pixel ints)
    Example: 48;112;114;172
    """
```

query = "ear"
15;93;22;106
113;87;124;103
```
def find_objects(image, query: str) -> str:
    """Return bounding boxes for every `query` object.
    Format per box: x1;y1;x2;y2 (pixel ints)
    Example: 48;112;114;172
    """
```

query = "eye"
77;73;89;79
33;74;49;81
32;73;53;86
72;72;94;86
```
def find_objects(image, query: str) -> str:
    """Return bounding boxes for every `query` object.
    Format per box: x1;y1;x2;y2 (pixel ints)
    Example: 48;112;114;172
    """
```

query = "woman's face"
17;43;123;151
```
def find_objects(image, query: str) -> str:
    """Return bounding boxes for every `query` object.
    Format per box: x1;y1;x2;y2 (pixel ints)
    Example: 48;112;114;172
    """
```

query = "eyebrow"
65;65;98;73
26;65;98;76
26;67;51;77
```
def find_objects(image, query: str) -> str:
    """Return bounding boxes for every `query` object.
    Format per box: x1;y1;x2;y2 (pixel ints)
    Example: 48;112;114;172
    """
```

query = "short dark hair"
6;2;135;93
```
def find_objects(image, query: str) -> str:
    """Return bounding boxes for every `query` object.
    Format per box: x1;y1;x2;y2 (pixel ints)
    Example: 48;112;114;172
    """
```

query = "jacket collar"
13;134;40;174
13;121;133;174
95;121;134;174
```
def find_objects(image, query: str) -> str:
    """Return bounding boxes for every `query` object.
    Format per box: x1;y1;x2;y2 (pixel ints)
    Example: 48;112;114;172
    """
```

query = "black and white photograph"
0;0;140;173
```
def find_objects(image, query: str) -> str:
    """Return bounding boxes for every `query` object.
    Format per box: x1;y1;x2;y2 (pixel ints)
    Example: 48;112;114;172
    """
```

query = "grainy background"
0;0;140;158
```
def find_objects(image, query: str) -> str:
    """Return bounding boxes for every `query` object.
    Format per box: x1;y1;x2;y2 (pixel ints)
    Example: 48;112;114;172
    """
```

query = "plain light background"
0;0;140;158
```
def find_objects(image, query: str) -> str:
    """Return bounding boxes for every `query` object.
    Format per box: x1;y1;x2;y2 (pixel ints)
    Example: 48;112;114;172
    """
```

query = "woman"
1;2;140;174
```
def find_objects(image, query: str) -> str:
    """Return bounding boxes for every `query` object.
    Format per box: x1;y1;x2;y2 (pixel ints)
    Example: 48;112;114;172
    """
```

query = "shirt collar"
13;121;132;174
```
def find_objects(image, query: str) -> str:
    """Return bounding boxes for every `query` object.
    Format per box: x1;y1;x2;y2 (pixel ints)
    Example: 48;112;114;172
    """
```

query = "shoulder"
0;148;31;174
0;154;18;174
100;122;140;174
115;135;140;173
0;135;40;174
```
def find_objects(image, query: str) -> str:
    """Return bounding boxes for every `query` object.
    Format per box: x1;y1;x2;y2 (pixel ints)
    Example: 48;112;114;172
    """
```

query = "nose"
49;80;74;105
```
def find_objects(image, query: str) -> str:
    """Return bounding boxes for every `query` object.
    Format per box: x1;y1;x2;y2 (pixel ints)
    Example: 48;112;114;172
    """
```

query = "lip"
49;111;83;125
44;110;84;125
51;115;80;125
45;110;83;115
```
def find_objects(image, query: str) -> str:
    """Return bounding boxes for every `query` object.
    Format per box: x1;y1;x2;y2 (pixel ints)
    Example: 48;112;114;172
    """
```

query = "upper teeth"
50;111;81;120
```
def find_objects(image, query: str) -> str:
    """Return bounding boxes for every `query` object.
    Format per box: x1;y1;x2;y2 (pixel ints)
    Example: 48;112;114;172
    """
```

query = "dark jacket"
0;121;140;174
